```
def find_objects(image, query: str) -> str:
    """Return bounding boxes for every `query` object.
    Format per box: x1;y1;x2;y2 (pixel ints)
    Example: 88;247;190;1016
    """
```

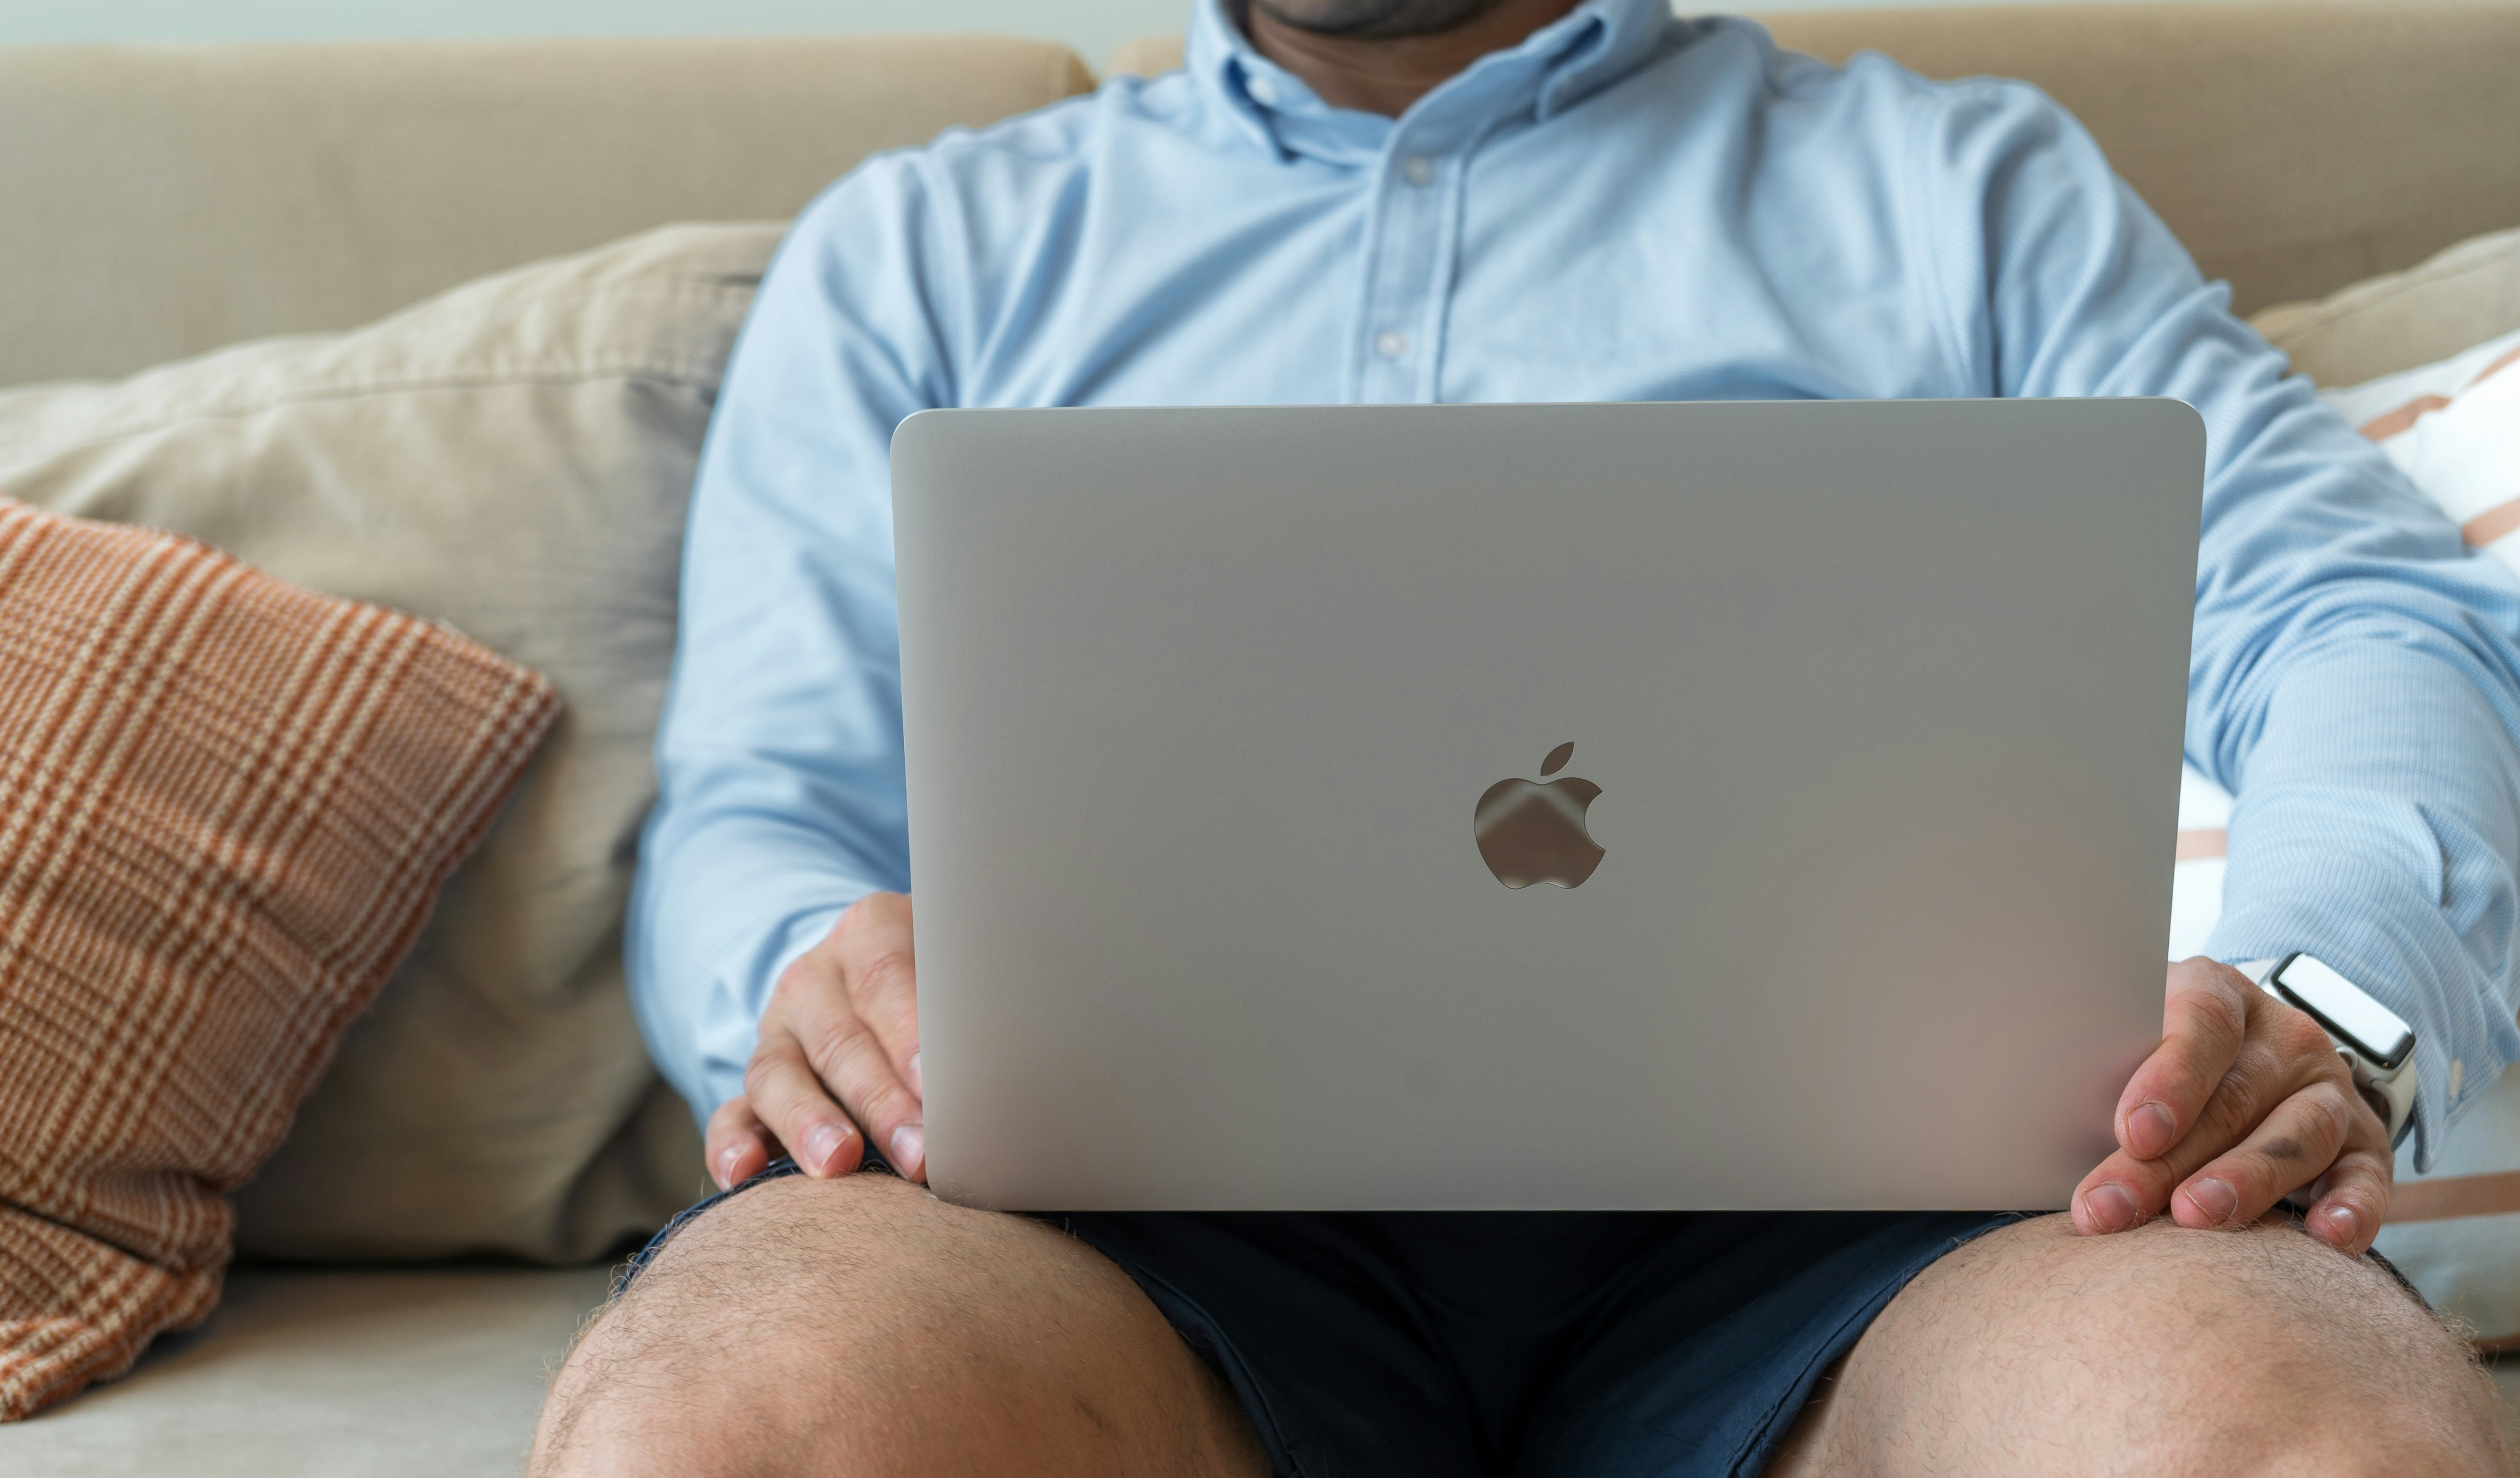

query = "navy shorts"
1056;1203;2014;1478
622;1157;2010;1477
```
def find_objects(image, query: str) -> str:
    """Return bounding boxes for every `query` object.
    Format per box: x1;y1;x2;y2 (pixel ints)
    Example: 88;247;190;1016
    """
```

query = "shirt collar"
1185;0;1677;165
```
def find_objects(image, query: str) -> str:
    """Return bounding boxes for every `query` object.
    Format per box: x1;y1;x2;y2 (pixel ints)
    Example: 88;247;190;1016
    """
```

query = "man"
538;0;2520;1471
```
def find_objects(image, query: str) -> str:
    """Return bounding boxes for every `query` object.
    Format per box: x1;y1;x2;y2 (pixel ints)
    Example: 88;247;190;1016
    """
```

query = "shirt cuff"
2202;644;2520;1172
691;900;854;1119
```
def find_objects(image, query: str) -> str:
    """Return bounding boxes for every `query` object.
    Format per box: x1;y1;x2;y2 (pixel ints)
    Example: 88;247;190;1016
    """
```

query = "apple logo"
1473;741;1605;889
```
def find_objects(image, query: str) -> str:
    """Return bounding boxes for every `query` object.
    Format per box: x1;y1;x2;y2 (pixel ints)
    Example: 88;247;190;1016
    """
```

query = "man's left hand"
2073;956;2394;1254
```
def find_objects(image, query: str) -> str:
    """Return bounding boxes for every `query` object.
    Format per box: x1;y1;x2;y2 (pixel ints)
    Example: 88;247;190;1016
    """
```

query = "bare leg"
1767;1212;2508;1477
530;1173;1270;1478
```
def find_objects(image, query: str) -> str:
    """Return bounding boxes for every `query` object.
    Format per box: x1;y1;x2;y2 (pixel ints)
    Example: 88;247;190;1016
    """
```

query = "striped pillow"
2171;330;2520;1345
0;501;557;1420
2328;326;2520;547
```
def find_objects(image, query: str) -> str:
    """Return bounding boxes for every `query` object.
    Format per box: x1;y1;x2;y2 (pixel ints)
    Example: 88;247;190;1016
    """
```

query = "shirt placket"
1353;123;1467;405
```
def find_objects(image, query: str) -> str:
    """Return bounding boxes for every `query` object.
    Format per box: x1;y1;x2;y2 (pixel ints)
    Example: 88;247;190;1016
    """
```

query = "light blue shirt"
632;0;2520;1168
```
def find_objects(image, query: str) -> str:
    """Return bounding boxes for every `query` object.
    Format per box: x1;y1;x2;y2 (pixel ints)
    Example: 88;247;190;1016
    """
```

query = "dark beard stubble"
1242;0;1525;41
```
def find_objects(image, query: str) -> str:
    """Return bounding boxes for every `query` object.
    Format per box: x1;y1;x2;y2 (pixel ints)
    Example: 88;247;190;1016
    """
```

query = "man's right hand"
704;892;926;1190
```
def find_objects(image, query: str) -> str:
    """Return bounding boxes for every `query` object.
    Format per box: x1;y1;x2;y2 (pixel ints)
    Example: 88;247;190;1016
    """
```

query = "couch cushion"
1755;3;2520;318
0;502;559;1420
0;1265;610;1474
2251;226;2520;390
0;36;1095;387
7;1268;2512;1473
0;222;781;1263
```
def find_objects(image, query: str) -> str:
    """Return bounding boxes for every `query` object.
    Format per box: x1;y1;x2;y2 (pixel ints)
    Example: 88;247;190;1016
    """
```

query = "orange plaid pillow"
0;501;558;1420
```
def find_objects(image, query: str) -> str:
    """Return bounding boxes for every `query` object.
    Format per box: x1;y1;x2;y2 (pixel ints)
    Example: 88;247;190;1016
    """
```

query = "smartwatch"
2236;954;2419;1149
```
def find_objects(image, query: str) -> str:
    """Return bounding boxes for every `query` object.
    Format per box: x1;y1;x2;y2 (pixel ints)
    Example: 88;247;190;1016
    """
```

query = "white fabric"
2351;333;2520;548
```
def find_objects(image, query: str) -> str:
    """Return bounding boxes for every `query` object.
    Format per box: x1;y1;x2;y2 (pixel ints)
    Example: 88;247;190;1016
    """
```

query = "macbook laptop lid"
892;399;2202;1211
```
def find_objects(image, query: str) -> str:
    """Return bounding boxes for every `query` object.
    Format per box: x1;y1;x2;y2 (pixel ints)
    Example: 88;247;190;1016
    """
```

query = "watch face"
2273;955;2416;1072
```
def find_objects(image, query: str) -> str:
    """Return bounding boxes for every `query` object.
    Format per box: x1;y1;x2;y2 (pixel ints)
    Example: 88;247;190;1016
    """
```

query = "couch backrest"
1109;0;2520;318
10;7;2511;383
0;37;1095;387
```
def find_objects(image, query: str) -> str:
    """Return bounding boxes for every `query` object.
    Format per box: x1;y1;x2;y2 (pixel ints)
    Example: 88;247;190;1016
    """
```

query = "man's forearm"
2208;640;2520;1168
627;806;878;1119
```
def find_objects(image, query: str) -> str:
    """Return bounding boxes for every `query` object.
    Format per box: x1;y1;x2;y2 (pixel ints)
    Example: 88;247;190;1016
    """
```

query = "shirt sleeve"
627;157;958;1120
1907;74;2520;1168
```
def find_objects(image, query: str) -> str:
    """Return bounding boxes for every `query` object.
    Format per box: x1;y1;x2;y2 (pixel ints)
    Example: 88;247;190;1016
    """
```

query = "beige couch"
1;5;2516;1473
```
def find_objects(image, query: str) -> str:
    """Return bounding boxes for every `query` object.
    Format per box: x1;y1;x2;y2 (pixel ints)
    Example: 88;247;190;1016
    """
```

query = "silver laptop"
892;400;2203;1212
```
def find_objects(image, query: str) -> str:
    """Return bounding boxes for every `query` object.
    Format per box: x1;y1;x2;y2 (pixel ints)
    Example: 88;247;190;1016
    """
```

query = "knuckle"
2144;1029;2205;1082
2167;956;2221;991
2209;990;2249;1040
2344;1151;2393;1195
2208;1049;2263;1101
868;990;922;1045
2191;958;2248;1005
2271;1006;2334;1061
847;948;917;1009
771;951;829;1010
2172;985;2247;1050
2194;1070;2262;1144
2193;959;2250;1007
741;1054;786;1108
855;1080;914;1130
839;891;907;938
2342;1084;2392;1142
742;1035;798;1085
2297;1082;2356;1155
2216;1156;2274;1203
2201;957;2254;992
802;1014;877;1085
2358;1165;2395;1215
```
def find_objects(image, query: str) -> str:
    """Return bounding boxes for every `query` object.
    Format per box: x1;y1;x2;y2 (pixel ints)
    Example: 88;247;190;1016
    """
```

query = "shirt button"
1403;155;1436;187
1375;331;1410;360
1246;73;1279;106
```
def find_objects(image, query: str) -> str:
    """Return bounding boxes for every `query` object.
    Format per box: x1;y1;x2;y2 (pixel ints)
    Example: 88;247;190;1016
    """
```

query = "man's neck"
1241;0;1587;118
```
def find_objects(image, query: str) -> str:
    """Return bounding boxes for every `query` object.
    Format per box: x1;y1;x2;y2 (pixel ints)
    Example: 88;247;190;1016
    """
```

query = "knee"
1822;1213;2508;1477
529;1173;1248;1478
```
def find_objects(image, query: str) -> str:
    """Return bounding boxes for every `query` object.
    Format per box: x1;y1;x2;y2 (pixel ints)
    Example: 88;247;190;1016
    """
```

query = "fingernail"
2084;1181;2140;1233
802;1122;848;1175
2185;1176;2240;1225
2127;1101;2177;1158
907;1052;923;1096
716;1144;744;1189
890;1124;924;1173
2320;1203;2360;1246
